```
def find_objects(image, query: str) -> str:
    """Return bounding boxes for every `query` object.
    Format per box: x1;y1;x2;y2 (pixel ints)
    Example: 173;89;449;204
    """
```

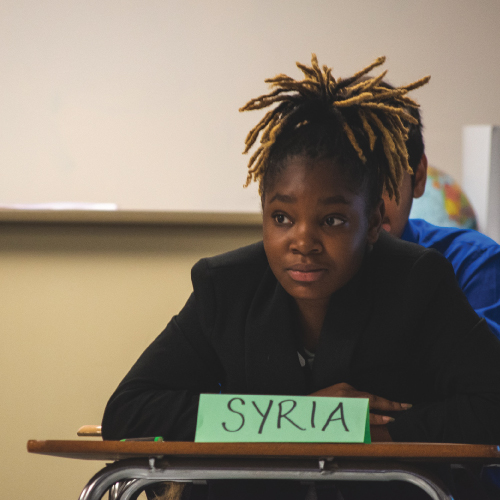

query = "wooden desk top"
27;440;500;463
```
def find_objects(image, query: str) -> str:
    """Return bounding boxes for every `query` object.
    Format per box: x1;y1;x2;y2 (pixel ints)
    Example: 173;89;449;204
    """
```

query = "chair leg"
108;480;140;500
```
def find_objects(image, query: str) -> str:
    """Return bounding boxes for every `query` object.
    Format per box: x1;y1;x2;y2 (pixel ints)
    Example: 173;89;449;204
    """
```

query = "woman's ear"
367;199;385;244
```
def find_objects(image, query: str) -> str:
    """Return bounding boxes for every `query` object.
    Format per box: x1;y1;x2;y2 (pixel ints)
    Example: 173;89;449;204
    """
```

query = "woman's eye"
273;213;291;224
324;216;344;227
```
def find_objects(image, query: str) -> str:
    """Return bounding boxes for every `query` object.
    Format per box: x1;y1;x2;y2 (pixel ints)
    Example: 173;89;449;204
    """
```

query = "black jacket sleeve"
386;250;500;444
101;292;223;441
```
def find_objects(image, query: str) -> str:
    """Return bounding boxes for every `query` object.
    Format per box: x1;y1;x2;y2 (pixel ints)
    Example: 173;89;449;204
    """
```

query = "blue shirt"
402;219;500;340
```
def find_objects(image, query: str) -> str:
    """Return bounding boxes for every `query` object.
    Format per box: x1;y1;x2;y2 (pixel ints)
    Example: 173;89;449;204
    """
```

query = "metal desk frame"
27;440;500;500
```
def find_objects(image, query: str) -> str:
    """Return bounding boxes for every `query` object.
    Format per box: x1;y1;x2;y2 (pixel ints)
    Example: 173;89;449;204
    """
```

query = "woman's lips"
287;268;327;282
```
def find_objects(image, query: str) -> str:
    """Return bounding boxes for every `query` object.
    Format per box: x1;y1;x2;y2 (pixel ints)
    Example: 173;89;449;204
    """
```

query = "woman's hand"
370;424;393;442
310;382;411;425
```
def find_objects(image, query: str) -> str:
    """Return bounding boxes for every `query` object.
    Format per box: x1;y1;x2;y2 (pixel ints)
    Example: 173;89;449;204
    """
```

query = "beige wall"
1;221;262;500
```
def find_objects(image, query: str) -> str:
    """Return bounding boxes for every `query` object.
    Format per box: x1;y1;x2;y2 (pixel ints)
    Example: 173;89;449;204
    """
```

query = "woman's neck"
295;297;329;352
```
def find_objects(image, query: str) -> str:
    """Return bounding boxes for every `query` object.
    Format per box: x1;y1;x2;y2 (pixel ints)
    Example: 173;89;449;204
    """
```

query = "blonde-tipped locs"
240;54;430;203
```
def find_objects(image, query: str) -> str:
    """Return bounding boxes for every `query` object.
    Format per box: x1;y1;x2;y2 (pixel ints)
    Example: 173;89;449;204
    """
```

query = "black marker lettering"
277;399;306;430
322;402;349;432
222;397;245;432
311;401;316;428
252;400;273;434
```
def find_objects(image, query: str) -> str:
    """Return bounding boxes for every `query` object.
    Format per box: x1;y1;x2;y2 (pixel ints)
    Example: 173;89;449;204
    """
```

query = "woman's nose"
290;223;322;254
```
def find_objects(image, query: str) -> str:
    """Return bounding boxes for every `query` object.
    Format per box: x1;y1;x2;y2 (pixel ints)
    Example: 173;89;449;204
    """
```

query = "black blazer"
102;232;500;444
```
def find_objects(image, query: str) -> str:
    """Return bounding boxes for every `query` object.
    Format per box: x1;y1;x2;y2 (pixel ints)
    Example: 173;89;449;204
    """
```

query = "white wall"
1;0;500;211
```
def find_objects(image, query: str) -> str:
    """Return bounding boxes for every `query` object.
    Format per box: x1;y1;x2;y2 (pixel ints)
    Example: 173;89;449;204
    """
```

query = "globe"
410;166;477;230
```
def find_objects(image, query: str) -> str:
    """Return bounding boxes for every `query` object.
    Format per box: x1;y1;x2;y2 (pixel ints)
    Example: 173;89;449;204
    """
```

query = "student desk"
27;440;500;500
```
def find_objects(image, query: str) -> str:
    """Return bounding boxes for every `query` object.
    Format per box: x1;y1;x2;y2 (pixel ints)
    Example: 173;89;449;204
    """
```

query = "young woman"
102;55;500;499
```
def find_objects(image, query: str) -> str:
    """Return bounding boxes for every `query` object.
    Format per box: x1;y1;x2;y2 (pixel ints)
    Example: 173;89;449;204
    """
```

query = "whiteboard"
1;0;500;212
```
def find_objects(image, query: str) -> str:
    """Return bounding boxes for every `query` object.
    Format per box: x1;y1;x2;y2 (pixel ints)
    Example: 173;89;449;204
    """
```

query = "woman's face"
262;156;382;307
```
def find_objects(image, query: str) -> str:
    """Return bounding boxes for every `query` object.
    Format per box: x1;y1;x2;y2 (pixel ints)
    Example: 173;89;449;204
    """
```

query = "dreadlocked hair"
374;79;425;177
240;54;430;205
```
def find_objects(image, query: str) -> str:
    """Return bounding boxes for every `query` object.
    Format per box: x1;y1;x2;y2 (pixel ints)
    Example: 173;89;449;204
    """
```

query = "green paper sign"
195;394;371;443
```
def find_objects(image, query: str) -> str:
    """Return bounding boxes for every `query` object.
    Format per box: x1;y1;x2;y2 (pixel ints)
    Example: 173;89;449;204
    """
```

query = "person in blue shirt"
380;100;500;341
380;96;500;496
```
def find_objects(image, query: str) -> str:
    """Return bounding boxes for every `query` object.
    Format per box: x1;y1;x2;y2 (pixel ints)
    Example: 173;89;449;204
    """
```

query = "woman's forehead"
266;156;362;198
